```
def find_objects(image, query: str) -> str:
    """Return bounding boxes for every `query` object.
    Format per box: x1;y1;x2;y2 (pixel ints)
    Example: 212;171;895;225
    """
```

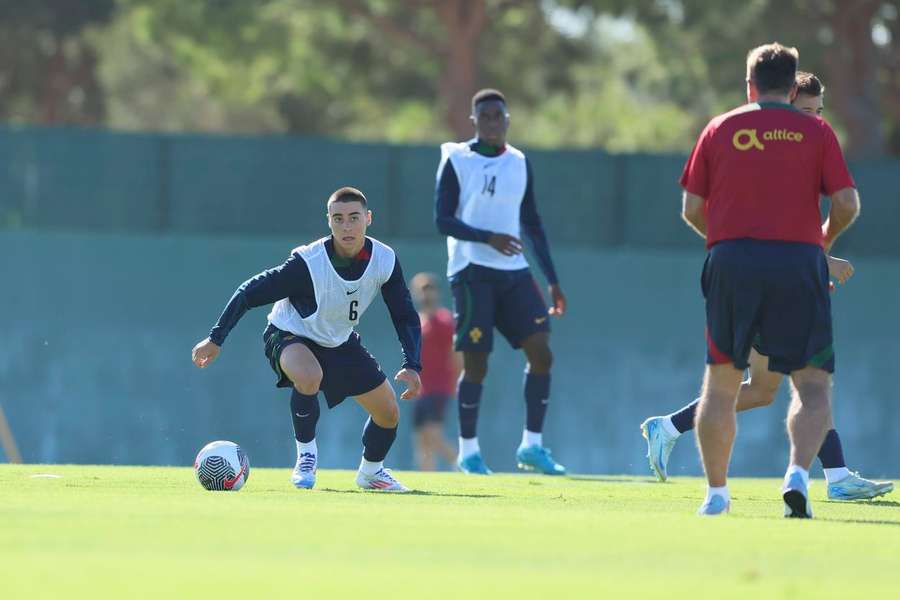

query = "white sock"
521;430;542;449
661;417;682;438
459;437;480;458
823;466;850;483
359;458;383;476
705;485;730;504
785;464;810;489
296;439;317;459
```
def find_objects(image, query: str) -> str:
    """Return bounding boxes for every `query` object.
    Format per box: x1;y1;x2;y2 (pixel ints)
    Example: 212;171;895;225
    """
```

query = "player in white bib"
435;89;567;475
192;187;422;492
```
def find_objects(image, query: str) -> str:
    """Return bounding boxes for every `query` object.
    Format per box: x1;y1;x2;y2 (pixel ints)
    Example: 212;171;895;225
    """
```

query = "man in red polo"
679;43;860;517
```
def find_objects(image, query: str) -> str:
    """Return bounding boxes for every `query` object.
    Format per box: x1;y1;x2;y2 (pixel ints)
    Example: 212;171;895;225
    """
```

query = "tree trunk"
434;0;487;140
822;1;884;158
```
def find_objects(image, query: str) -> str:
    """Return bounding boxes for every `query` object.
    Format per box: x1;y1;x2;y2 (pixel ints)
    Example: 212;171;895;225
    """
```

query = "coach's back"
681;102;853;249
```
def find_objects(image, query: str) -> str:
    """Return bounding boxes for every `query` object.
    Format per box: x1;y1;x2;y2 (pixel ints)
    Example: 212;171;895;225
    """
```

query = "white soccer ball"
194;440;250;491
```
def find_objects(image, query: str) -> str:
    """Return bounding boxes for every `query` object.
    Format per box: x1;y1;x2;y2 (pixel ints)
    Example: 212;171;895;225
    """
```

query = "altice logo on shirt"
732;128;805;151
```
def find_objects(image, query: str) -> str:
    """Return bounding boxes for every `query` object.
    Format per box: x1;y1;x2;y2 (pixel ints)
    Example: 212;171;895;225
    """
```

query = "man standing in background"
435;89;567;476
410;272;460;471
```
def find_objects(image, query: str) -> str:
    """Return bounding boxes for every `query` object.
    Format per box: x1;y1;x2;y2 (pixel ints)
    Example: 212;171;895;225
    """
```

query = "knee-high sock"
290;390;320;443
668;399;700;434
458;380;483;439
362;417;397;462
817;429;846;469
524;373;551;433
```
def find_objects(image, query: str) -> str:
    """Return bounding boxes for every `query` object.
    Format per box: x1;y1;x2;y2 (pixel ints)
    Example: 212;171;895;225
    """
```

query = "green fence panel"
0;126;162;231
167;135;393;236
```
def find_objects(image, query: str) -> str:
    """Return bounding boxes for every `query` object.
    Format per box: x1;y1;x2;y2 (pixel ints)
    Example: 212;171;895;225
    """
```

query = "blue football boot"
458;451;493;475
697;494;730;516
783;472;813;518
516;445;566;476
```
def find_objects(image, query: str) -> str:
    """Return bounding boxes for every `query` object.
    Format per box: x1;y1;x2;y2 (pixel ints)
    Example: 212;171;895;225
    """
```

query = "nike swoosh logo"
534;317;547;324
346;289;359;295
460;402;479;409
295;412;310;418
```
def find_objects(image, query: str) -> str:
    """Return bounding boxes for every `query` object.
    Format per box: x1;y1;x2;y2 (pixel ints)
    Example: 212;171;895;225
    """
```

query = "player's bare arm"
822;187;860;251
681;191;707;238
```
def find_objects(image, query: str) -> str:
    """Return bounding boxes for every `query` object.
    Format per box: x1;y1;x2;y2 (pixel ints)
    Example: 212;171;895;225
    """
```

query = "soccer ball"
194;440;250;491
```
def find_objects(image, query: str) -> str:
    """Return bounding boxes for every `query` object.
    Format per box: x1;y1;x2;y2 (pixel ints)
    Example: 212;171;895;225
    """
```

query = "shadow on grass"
822;499;900;508
818;517;900;527
565;475;658;484
316;488;501;499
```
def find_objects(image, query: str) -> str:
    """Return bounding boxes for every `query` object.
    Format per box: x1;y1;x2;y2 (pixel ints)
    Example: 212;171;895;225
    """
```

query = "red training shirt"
419;307;457;397
680;102;855;249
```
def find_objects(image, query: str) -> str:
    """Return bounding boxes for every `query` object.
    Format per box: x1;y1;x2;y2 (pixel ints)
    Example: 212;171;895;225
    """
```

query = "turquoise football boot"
458;452;492;475
641;416;679;482
827;471;894;501
516;445;566;475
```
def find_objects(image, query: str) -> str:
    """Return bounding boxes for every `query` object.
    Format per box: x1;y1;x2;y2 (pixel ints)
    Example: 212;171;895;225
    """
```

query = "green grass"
2;465;898;599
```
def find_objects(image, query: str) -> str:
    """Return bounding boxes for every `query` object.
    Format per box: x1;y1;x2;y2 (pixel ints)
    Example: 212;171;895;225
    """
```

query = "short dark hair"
795;71;824;97
746;42;799;95
471;88;506;113
327;186;367;207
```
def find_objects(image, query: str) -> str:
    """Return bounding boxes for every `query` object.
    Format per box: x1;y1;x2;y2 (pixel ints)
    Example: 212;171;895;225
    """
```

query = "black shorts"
412;394;451;428
451;265;549;352
263;324;387;408
703;239;834;375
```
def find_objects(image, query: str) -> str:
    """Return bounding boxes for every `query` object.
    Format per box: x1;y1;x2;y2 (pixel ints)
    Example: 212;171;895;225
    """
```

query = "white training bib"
438;139;530;277
267;236;396;347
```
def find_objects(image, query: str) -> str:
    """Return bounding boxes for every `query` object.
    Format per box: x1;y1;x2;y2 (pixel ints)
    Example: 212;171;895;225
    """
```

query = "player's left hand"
548;284;566;317
827;255;854;285
395;368;422;400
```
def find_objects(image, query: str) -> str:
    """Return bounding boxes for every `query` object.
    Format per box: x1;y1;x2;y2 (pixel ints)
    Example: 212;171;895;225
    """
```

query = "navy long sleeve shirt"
208;238;422;372
434;151;559;285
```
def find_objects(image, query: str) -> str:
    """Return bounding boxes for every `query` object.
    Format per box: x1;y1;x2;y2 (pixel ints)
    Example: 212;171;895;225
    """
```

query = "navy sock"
817;429;846;469
669;399;699;434
524;373;551;433
362;417;397;462
458;380;483;439
290;389;320;443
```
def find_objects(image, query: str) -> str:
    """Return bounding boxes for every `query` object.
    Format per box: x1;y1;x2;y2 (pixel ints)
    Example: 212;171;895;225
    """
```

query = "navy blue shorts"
451;265;549;352
263;324;387;408
412;394;451;428
702;239;834;375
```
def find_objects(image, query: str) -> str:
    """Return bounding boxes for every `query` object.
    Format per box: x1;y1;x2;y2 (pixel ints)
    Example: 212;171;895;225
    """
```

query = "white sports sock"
823;466;850;483
359;458;383;476
459;436;480;458
521;430;542;449
705;485;730;504
785;464;810;489
296;439;317;460
661;417;681;438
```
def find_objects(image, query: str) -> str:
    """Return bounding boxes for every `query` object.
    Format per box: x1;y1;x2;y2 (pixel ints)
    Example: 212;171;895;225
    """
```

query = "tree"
0;0;114;125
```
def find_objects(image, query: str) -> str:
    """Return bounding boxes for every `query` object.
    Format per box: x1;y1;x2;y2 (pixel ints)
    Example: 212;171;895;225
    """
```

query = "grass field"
2;464;898;599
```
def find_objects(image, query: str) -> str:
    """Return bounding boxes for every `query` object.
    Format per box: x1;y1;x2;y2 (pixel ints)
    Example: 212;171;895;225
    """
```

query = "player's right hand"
487;233;523;256
827;255;854;285
192;338;221;368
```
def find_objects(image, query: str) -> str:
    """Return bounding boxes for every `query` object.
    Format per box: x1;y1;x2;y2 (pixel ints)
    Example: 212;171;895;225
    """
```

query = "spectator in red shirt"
410;273;461;470
679;43;860;517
